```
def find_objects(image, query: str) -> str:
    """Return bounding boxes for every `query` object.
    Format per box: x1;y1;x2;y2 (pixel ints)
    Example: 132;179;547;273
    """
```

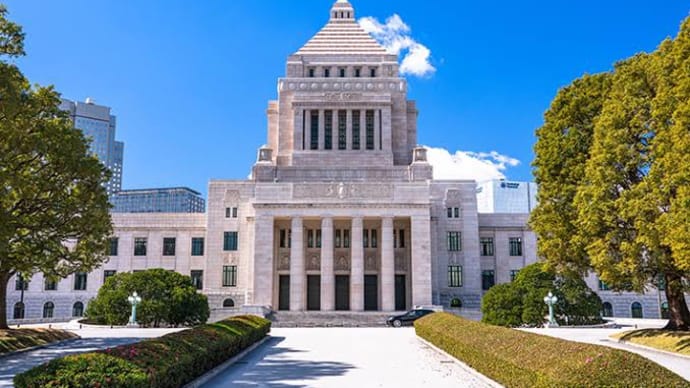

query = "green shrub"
0;329;78;355
415;312;688;388
85;268;210;327
14;315;271;388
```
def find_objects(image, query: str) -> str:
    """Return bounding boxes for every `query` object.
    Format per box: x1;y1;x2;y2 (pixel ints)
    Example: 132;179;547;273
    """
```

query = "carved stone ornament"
395;255;407;271
224;190;240;203
335;255;350;271
293;183;393;200
365;256;377;271
445;189;462;202
307;255;321;271
278;255;290;270
324;92;362;101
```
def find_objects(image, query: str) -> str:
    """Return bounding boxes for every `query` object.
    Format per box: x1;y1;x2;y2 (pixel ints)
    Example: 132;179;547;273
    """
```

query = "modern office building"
60;98;124;196
110;187;206;213
476;180;538;214
4;0;671;323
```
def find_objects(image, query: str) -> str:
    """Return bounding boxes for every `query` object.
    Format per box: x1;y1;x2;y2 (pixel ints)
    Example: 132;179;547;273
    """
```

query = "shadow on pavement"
204;336;355;388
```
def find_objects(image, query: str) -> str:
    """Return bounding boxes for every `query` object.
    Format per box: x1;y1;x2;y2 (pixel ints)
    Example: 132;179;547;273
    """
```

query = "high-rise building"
60;98;124;196
476;180;538;214
111;187;205;213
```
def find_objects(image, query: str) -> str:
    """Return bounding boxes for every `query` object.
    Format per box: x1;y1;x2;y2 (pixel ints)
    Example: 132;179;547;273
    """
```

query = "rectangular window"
448;266;463;287
363;229;369;248
454;207;460;218
399;229;405;248
509;237;523;256
338;110;347;150
191;270;204;290
339;68;346;77
108;237;119;256
223;266;237;287
335;229;342;248
44;277;57;291
226;207;238;218
191;237;204;256
224;231;238;251
343;229;350;248
447;232;461;251
316;229;322;248
74;272;87;291
104;270;117;283
324;110;333;150
352;111;361;150
480;237;494;256
308;229;314;248
310;111;319;150
308;68;315;77
232;207;238;218
510;270;520;282
355;67;361;77
280;229;287;248
447;207;453;218
134;237;147;256
371;229;378;248
482;270;495;290
370;68;376;77
599;280;610;291
163;237;176;256
365;110;375;150
324;68;330;78
15;275;29;291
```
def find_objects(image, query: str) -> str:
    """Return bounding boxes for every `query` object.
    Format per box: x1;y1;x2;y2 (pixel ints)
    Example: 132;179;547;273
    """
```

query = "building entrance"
307;275;321;311
395;275;406;311
364;275;378;311
335;275;350;310
279;275;290;311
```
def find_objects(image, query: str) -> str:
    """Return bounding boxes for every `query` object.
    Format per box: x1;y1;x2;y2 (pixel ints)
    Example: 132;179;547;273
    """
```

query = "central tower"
258;0;423;180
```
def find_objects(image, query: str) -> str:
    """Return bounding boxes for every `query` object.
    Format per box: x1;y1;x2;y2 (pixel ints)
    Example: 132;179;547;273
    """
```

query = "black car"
386;309;435;327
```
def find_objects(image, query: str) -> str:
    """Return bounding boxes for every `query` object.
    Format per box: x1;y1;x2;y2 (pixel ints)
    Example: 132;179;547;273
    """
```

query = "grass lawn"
0;328;78;355
612;329;690;356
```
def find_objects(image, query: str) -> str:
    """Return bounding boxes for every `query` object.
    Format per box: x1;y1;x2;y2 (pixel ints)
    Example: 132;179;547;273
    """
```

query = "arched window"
602;302;613;317
661;302;670;319
72;301;84;317
450;298;462;308
631;302;643;318
43;302;55;318
13;302;25;319
222;298;235;308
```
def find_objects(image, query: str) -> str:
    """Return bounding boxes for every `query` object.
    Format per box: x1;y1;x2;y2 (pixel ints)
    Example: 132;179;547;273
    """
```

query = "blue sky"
5;1;689;197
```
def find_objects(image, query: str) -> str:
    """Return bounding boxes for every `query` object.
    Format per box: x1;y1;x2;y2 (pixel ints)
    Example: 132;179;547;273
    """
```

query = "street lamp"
127;292;142;328
543;291;559;328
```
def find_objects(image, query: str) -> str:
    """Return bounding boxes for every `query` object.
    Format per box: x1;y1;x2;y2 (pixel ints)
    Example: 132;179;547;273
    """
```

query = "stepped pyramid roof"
295;0;388;55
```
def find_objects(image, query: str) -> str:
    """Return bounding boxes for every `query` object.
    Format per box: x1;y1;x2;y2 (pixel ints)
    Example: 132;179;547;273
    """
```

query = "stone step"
268;311;400;327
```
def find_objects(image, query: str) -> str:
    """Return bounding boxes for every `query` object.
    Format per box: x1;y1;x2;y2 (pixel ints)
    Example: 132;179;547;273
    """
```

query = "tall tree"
0;5;112;329
530;73;611;276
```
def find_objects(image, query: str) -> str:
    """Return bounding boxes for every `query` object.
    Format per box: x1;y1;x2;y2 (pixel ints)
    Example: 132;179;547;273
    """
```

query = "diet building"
7;0;545;321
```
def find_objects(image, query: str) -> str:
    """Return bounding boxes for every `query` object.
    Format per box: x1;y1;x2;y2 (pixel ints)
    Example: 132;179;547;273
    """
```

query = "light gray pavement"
521;326;690;381
0;326;183;388
203;327;493;388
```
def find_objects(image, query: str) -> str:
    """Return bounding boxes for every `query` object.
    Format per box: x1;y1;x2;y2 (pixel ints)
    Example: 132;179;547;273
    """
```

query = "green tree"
513;263;557;326
86;269;210;327
481;283;523;327
0;5;112;329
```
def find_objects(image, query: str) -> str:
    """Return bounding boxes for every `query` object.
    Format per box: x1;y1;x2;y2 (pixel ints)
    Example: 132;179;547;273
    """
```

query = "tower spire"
331;0;355;21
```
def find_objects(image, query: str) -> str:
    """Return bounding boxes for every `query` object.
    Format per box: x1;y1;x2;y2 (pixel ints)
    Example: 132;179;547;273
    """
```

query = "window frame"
74;272;88;291
134;237;147;256
162;237;176;256
223;231;238;251
222;265;237;287
509;237;523;256
191;237;205;256
447;231;461;251
448;265;463;287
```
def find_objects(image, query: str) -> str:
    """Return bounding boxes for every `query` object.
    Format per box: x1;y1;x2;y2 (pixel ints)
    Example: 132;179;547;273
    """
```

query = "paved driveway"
204;327;493;388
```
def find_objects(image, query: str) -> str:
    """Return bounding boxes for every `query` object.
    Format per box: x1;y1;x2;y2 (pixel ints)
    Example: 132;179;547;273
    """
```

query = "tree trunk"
663;273;690;331
0;272;9;330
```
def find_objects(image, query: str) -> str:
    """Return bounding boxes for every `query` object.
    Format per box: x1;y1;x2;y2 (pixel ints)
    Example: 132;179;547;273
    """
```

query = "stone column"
346;110;352;150
252;215;274;306
290;217;304;311
359;109;366;150
374;109;381;151
350;217;364;311
320;217;335;311
318;110;325;150
381;216;395;311
305;110;312;150
411;215;432;306
293;109;304;151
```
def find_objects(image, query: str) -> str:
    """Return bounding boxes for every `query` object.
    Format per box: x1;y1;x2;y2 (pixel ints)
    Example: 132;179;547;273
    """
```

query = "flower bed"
14;315;270;388
415;312;687;387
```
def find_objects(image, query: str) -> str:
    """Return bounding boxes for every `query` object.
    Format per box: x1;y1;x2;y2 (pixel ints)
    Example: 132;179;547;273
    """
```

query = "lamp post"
127;292;141;328
543;291;559;328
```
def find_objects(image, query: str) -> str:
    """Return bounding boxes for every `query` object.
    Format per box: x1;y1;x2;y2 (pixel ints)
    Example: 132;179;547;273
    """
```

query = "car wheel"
393;319;402;328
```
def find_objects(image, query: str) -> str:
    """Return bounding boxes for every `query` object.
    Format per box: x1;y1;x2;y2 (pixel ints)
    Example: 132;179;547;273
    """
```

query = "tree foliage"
0;6;112;329
481;263;603;327
532;17;690;330
85;269;210;327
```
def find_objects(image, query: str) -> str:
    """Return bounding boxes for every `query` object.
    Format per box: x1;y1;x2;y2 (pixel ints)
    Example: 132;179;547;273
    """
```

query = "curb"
0;337;81;360
183;335;271;388
416;336;503;388
615;338;690;361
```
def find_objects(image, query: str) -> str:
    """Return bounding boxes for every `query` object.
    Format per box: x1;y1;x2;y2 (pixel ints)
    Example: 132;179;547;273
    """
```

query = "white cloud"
424;146;520;182
359;14;435;77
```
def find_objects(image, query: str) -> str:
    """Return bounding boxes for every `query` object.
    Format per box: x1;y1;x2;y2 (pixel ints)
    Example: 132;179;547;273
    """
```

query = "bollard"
79;324;82;329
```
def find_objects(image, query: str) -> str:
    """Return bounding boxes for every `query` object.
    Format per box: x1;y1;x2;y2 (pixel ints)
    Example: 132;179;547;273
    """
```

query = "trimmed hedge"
14;315;270;388
415;312;688;387
0;329;78;355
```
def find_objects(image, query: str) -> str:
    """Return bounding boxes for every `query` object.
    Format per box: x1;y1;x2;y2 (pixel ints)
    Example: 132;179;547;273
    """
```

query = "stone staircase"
267;311;397;327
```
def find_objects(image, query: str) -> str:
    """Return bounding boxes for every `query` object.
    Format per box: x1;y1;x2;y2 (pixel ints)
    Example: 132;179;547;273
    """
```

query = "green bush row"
14;315;270;388
415;312;687;388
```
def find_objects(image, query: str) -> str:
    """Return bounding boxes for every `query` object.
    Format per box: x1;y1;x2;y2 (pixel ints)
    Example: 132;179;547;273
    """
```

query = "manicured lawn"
0;328;78;355
415;312;688;388
612;329;690;356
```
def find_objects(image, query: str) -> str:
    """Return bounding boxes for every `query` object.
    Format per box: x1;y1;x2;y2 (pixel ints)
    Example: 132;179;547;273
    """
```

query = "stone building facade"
5;0;668;323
